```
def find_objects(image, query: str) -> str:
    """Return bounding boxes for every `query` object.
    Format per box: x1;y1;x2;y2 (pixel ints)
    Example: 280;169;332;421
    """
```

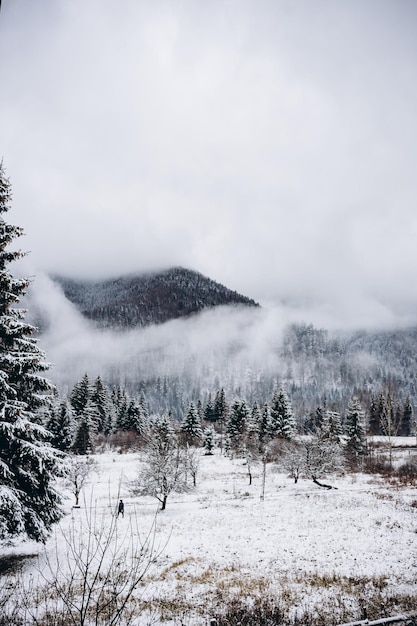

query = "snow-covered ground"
2;444;417;624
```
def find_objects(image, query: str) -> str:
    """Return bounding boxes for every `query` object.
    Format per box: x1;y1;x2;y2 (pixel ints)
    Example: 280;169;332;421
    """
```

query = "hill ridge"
51;266;259;329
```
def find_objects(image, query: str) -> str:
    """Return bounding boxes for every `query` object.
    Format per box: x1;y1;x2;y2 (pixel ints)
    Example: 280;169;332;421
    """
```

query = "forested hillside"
27;271;417;431
52;267;259;329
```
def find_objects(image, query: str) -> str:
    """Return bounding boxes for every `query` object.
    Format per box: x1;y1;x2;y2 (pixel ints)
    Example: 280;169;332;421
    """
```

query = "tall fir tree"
225;399;248;455
401;396;413;437
270;388;296;439
0;163;64;541
180;402;203;446
320;410;343;444
70;373;90;416
90;375;111;433
203;426;215;455
258;402;272;446
213;388;228;423
204;393;216;422
368;395;381;436
344;397;367;469
46;398;74;451
72;400;98;455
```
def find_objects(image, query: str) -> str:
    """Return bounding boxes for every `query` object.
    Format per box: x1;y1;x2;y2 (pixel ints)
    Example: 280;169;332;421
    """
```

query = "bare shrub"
105;429;145;452
396;458;417;484
363;454;394;475
9;498;164;625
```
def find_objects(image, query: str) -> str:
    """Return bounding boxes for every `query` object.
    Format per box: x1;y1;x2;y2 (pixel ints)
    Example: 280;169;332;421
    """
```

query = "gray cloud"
2;0;417;328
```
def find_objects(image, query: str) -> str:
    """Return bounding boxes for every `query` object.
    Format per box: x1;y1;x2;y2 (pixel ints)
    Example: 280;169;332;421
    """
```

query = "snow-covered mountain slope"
51;267;259;329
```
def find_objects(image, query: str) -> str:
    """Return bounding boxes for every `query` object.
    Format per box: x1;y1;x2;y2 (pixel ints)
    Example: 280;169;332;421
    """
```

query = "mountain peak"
51;267;259;329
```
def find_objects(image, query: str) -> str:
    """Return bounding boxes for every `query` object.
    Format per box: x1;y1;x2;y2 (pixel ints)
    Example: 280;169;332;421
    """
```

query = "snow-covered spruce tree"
320;409;343;444
203;426;215;455
46;398;74;451
204;392;216;422
180;402;203;447
269;387;296;439
344;397;367;470
258;402;272;447
69;372;91;417
225;399;249;456
90;375;111;434
0;163;64;541
400;395;413;437
72;399;98;455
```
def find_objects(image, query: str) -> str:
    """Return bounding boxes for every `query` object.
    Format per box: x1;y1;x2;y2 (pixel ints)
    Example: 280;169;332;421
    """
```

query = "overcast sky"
1;0;417;326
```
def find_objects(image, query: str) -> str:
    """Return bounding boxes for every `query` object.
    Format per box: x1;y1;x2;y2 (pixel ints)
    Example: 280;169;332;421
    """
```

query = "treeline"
78;322;417;430
42;372;415;457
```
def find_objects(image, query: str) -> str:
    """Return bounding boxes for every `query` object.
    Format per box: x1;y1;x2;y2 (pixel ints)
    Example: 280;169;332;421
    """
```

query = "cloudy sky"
1;0;417;325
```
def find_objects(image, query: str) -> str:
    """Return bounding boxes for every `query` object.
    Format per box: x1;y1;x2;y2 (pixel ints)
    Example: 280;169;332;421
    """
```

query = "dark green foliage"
400;395;413;436
213;388;228;422
226;400;249;454
52;268;259;330
90;375;111;433
72;401;98;454
70;373;90;416
270;388;296;439
344;398;367;469
0;163;64;542
203;426;215;454
258;403;272;446
46;399;74;451
204;393;216;422
180;402;203;446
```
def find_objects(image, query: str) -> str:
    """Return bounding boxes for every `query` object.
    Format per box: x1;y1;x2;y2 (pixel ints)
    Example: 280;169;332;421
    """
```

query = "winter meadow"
1;161;417;626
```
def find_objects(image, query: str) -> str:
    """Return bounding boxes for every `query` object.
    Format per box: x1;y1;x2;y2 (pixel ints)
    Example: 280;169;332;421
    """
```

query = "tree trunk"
312;477;337;490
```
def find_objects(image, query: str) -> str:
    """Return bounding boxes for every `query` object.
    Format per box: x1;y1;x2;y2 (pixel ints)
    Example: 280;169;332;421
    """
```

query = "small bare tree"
281;439;305;483
131;417;190;510
379;394;401;466
185;445;201;488
303;436;344;488
14;498;164;625
66;454;98;507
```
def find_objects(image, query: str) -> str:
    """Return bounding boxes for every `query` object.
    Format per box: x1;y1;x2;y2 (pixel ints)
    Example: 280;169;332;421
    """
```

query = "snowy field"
2;443;417;625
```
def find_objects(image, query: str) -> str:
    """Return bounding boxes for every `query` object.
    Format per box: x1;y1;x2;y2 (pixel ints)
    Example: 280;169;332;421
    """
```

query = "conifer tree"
203;426;215;455
246;403;260;453
125;398;147;435
70;373;90;416
180;402;203;446
46;398;74;451
213;388;228;422
401;396;413;437
115;389;129;431
258;402;272;446
344;397;367;470
72;400;98;455
368;395;381;436
320;410;343;444
196;399;204;422
0;163;64;541
204;393;215;422
90;375;111;433
226;400;248;455
270;388;296;439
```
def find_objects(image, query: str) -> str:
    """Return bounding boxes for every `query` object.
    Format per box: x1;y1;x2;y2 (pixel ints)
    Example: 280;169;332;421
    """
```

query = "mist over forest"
25;272;417;425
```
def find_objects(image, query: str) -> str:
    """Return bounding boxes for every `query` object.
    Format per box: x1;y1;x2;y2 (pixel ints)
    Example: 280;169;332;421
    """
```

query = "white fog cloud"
2;0;417;328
